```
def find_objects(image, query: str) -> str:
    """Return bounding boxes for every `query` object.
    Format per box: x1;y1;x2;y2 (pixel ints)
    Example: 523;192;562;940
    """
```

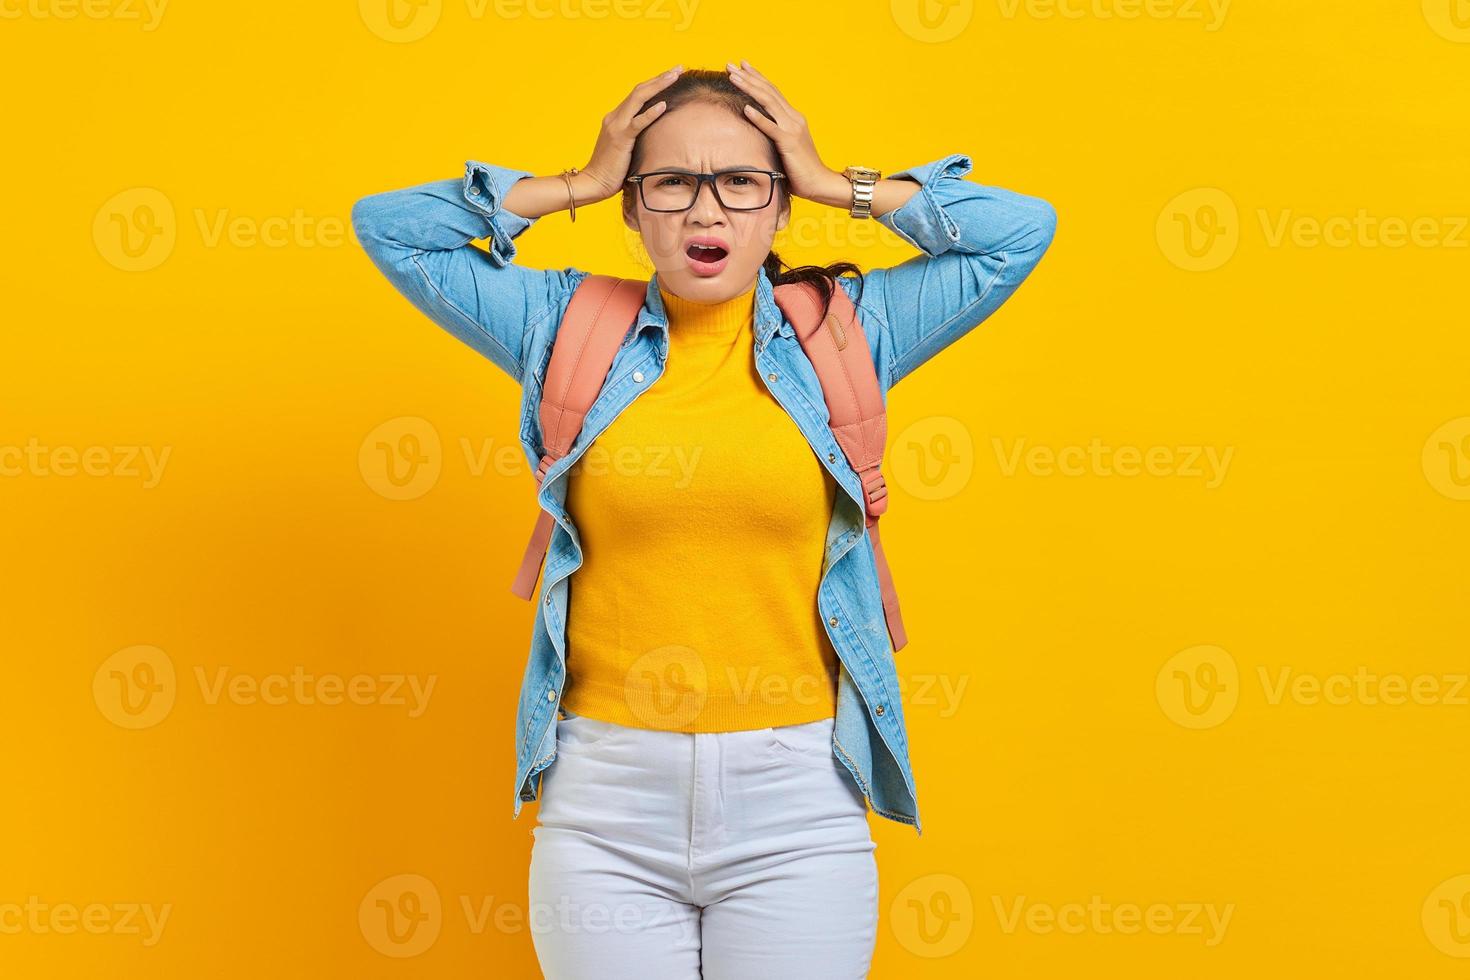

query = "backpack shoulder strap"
511;274;647;600
773;278;909;653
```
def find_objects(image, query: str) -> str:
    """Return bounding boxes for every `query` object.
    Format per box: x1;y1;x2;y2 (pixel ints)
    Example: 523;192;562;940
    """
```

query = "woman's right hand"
579;65;683;201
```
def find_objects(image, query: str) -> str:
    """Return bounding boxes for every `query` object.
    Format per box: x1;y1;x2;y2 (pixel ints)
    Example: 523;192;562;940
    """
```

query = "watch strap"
844;166;880;219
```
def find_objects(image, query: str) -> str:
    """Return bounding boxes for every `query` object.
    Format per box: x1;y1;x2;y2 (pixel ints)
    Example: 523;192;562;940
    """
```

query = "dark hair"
620;68;866;316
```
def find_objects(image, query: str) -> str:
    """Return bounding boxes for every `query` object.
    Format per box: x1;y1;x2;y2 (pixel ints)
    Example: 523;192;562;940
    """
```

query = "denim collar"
636;265;792;354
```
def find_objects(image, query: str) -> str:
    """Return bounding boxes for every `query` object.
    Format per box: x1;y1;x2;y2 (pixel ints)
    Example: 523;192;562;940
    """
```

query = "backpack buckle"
860;467;889;518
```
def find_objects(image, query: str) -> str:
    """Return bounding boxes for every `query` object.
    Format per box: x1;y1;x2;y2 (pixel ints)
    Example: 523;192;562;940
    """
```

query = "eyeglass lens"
640;172;775;211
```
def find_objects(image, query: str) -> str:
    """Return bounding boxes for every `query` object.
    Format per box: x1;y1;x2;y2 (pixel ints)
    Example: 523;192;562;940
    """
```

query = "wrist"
569;171;611;206
841;166;883;219
812;168;855;210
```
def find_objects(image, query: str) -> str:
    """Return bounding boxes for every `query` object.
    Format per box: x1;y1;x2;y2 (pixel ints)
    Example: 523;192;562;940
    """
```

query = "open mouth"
684;238;731;276
686;242;729;262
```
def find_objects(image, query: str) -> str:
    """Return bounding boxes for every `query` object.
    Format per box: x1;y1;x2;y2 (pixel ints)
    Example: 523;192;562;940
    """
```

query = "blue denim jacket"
351;154;1056;835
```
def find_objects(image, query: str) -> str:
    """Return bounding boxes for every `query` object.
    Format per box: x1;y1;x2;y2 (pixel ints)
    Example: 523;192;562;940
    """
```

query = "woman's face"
623;101;789;303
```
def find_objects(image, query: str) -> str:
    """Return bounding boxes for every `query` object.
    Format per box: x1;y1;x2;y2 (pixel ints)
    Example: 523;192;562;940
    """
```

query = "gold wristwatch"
843;166;881;219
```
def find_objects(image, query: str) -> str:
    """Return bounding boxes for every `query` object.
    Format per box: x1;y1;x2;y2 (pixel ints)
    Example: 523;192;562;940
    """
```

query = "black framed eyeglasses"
625;168;785;212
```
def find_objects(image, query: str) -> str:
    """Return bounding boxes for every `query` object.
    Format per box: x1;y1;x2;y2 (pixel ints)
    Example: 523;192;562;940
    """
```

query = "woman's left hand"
728;60;846;206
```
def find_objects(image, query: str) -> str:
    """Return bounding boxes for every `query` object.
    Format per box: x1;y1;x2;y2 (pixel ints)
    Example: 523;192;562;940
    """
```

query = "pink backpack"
510;275;908;653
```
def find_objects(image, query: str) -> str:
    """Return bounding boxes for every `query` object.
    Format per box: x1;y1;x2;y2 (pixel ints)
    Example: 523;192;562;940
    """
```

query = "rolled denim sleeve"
351;160;569;383
865;153;1057;390
463;159;536;265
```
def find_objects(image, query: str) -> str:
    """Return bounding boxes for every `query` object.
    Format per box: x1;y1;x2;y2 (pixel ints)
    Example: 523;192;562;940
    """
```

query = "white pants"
528;708;879;979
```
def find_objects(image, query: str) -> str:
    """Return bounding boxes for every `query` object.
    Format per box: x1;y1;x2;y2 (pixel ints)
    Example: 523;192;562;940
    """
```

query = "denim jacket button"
828;616;839;627
828;452;837;463
767;372;778;383
546;690;556;702
469;185;480;195
875;704;886;716
633;371;645;383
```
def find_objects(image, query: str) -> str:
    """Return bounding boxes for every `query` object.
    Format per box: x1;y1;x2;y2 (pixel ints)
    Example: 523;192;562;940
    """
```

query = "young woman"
352;61;1056;979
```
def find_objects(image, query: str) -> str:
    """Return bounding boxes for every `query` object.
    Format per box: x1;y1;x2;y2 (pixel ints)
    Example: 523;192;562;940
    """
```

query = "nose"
688;178;725;224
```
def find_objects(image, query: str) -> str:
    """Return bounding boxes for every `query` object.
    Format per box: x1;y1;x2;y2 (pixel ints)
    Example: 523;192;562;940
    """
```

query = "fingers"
631;100;669;131
729;59;788;105
727;61;793;125
627;65;682;106
612;66;679;117
640;64;684;88
610;65;680;128
736;59;785;99
740;102;777;135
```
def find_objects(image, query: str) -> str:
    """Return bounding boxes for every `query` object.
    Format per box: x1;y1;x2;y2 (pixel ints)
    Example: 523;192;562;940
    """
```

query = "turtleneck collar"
657;281;757;339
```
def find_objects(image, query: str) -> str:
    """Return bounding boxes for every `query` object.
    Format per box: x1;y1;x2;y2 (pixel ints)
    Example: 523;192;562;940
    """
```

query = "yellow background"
4;0;1469;976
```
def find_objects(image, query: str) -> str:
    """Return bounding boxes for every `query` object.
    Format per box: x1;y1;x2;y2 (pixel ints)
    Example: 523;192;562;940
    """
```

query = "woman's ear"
775;199;790;233
621;192;641;233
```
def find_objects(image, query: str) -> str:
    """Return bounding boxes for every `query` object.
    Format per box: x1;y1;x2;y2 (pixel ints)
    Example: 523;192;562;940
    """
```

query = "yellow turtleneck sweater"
560;278;840;732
